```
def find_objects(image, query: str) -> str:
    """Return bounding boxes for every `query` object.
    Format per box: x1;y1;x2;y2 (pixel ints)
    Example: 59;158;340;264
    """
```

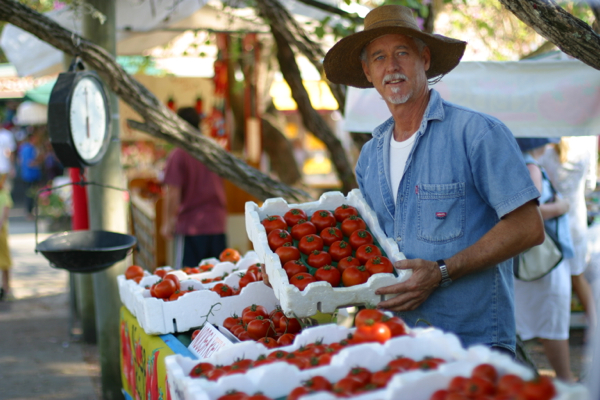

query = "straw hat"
324;5;467;88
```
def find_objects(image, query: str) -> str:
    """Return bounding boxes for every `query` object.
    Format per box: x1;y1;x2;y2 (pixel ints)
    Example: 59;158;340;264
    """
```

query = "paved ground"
1;203;599;399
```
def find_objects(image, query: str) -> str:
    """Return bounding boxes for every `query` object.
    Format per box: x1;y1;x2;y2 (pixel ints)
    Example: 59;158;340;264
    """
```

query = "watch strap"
437;259;452;287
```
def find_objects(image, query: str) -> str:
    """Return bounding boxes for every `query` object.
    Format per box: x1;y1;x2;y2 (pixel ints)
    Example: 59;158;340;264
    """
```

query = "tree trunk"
256;0;358;194
0;0;311;203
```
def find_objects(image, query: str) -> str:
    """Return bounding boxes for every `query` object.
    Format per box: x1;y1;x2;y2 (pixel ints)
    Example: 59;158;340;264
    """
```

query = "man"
161;107;228;269
324;5;545;355
0;122;16;190
17;127;44;219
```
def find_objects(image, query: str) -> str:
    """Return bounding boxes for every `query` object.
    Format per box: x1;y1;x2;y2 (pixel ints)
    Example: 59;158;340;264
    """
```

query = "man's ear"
361;60;373;83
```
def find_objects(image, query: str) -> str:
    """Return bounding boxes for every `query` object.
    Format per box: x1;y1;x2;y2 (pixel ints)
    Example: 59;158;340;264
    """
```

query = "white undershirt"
390;132;417;203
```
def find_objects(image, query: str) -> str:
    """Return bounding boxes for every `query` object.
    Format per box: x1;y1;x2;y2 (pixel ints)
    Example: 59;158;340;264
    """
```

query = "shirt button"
396;236;401;241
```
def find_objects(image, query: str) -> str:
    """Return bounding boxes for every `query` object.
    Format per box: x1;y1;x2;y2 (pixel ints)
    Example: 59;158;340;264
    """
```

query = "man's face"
361;34;431;105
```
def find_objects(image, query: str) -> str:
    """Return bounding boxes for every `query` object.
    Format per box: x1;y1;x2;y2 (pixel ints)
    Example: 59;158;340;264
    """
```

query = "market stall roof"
0;0;341;78
343;59;600;138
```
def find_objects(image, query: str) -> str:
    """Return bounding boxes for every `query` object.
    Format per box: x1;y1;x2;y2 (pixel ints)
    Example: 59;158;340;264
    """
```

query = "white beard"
383;73;411;105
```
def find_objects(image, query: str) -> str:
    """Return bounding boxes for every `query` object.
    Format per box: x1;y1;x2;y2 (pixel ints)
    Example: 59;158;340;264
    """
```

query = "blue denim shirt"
356;89;540;352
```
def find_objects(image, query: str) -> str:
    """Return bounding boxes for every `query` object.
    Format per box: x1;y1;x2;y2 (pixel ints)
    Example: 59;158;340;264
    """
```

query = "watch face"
69;76;108;162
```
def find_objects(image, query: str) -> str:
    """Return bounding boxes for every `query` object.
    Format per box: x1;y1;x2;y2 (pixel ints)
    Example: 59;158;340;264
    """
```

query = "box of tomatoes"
245;189;409;317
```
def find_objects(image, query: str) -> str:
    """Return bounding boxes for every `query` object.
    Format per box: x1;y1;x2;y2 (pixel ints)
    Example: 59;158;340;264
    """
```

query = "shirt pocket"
417;182;465;244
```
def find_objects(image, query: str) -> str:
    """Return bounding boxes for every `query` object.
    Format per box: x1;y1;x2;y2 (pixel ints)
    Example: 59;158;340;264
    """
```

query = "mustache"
382;73;408;85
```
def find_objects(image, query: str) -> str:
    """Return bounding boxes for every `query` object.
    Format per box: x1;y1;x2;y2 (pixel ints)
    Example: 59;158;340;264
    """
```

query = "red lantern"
167;97;176;111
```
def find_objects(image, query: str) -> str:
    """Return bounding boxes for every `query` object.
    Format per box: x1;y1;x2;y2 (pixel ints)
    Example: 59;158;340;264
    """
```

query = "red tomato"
290;220;317;241
275;243;301;264
365;256;394;275
388;357;417;372
355;308;386;326
346;367;372;386
280;316;302;334
289;272;317;291
340;215;367;237
341;265;370;286
237;331;252;341
267;350;290;360
348;229;374;249
186;266;201;273
521;376;556;400
472;363;498;384
238;272;257;289
276;333;296;347
247;394;272;400
464;376;495;397
497;374;525;396
125;265;144;281
448;375;470;393
304;375;332;391
314;353;332;367
247;317;276;340
189;362;214;378
220;248;241;263
310;209;336;232
320;227;344;247
206;367;228;381
153;279;177;299
284;208;308;227
163;273;181;291
334;204;358;223
314;265;341;287
261;215;287;234
429;390;450;400
416;357;445;370
307;250;332;269
223;316;242;331
191;329;201;340
355;244;382;265
333;376;362;395
287;386;311;400
328;240;353;261
297;234;324;255
246;263;263;280
231;359;254;370
269;307;285;327
229;324;246;337
210;283;233;297
381;315;408;337
267;229;293;251
369;366;396;387
216;391;249;400
257;337;279;349
154;269;168;278
282;260;308;280
242;304;269;324
353;322;391;344
337;256;361;273
168;290;185;301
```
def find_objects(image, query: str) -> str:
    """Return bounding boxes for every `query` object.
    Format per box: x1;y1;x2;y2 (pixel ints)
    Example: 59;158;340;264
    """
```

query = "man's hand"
160;221;174;240
375;258;440;312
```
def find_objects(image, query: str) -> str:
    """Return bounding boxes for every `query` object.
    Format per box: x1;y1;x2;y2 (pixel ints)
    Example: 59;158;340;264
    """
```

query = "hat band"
366;19;420;31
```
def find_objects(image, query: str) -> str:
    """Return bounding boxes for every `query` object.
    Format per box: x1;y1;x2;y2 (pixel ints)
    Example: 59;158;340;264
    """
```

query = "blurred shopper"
160;107;227;269
515;138;575;382
17;127;44;219
0;122;16;190
0;173;13;301
539;136;598;329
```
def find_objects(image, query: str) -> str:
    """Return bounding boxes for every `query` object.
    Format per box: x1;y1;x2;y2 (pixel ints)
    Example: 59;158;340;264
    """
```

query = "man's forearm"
445;200;544;281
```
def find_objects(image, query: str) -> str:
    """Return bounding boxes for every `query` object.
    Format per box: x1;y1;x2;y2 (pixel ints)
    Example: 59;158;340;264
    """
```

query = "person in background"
0;173;13;301
17;127;44;219
160;107;228;269
514;137;575;382
539;136;598;329
322;4;544;357
0;122;16;191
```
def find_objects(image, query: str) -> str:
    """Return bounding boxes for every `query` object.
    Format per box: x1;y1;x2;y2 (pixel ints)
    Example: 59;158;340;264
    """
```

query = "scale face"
48;69;111;169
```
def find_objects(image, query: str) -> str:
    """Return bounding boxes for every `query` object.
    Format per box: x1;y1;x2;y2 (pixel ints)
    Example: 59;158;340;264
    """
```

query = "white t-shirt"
390;132;417;203
0;128;16;175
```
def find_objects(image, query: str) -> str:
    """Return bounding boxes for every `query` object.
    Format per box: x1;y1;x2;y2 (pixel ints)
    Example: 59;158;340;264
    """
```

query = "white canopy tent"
343;59;600;138
0;0;339;78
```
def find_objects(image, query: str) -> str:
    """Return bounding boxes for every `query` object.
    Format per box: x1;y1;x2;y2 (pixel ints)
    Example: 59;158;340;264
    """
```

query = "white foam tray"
245;189;409;317
166;326;589;400
117;252;279;335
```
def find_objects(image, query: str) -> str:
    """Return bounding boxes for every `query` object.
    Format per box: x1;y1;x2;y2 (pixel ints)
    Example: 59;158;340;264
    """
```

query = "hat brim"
324;27;467;88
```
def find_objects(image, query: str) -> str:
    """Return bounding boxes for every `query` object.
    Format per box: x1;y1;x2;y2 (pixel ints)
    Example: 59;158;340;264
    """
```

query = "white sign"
187;324;233;359
343;60;600;138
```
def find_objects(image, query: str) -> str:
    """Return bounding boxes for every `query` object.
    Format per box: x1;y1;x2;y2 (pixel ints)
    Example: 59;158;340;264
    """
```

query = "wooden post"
83;1;128;398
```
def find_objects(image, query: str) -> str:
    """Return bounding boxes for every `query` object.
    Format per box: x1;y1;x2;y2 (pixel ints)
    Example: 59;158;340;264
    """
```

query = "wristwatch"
437;259;452;287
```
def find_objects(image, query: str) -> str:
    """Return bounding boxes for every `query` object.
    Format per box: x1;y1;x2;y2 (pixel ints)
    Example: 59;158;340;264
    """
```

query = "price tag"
187;324;233;359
